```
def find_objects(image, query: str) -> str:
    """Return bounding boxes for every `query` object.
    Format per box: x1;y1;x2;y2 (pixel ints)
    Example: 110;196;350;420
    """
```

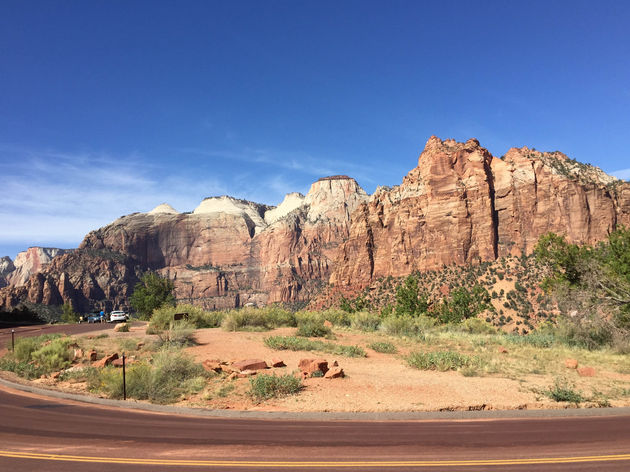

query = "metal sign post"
122;352;127;401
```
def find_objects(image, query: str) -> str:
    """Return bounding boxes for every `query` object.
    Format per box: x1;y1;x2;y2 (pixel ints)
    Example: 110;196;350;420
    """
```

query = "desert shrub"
461;318;497;335
220;306;295;332
406;351;473;371
264;336;367;357
350;311;381;332
0;357;45;379
502;332;557;348
93;348;206;404
156;320;196;346
394;275;429;317
30;337;74;373
368;341;398;354
380;315;420;337
13;334;61;362
221;308;269;331
544;378;584;404
296;320;331;338
249;373;302;400
318;308;351;327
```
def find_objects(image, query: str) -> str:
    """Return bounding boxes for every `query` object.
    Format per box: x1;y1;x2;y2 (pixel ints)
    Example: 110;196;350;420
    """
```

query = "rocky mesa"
1;136;628;316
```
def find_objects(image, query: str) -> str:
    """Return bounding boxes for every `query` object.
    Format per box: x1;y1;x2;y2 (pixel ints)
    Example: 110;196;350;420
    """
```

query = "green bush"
13;334;61;362
264;336;367;357
406;351;473;371
0;357;45;379
130;272;175;320
350;311;381;332
156;320;197;346
220;306;295;331
296;320;331;338
249;373;302;401
461;318;497;335
368;341;398;354
30;338;74;373
92;348;206;404
61;302;79;323
380;315;420;337
544;378;584;404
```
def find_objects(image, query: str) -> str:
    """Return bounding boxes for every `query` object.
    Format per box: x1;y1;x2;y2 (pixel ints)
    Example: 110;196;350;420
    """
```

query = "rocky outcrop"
2;136;628;315
0;256;15;288
3;247;73;287
1;176;367;313
0;248;140;314
330;137;630;288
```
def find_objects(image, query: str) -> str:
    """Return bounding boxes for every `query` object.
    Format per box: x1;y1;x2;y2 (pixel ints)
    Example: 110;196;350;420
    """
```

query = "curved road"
0;324;628;471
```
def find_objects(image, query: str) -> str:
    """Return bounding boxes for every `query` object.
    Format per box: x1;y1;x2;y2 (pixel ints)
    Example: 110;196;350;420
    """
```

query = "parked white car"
109;310;128;323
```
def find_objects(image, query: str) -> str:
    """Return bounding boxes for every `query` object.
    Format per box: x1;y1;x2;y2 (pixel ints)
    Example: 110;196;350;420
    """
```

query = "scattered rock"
565;359;579;369
227;372;238;381
323;320;333;328
73;348;83;361
88;350;97;362
51;371;61;379
331;360;339;367
113;323;127;332
270;358;286;368
298;358;329;375
136;342;145;350
577;366;596;377
203;359;223;373
92;353;119;368
111;357;134;368
324;367;344;379
232;359;268;372
238;369;257;378
497;346;508;354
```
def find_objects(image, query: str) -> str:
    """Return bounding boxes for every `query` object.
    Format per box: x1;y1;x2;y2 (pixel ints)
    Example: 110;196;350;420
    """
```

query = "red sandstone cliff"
330;137;630;288
1;137;628;315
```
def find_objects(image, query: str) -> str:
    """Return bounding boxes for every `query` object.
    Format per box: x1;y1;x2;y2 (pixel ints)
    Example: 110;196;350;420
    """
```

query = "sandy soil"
19;324;630;413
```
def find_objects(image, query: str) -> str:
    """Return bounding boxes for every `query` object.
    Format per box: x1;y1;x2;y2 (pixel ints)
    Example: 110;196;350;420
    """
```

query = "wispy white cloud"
0;145;228;253
611;168;630;181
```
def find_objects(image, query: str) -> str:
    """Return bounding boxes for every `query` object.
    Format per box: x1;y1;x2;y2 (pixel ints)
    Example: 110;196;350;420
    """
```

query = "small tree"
130;272;175;320
394;275;428;317
60;302;79;323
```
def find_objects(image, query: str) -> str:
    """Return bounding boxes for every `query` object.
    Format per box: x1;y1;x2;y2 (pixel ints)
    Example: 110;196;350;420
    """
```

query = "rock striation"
0;176;367;313
1;247;73;288
330;137;630;287
1;136;629;315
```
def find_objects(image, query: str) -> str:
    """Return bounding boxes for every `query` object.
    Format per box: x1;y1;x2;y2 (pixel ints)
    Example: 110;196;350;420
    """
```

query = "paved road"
0;322;112;350
0;384;628;471
0;323;628;471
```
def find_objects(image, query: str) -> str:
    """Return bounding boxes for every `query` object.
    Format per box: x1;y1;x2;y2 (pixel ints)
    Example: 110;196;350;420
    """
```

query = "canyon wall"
1;137;628;315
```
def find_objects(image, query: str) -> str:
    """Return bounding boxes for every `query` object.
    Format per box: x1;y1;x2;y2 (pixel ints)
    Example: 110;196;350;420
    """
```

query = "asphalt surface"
0;323;628;470
0;321;111;350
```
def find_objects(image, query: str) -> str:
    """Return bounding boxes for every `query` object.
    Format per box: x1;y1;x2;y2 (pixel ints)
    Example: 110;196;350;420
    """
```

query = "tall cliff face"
4;247;73;287
0;176;367;313
1;137;628;315
330;137;630;288
0;256;15;288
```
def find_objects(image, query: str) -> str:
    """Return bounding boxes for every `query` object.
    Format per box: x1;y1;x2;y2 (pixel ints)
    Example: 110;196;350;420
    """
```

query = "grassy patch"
264;336;367;357
296;320;332;338
90;347;206;404
249;373;302;401
543;378;584;404
406;350;474;371
368;341;398;354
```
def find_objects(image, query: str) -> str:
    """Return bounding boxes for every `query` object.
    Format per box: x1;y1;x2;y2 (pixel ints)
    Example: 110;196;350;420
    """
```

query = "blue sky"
1;0;629;260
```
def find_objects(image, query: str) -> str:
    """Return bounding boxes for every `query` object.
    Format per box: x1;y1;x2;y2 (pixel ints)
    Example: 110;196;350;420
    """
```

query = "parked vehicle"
109;310;128;323
87;313;105;323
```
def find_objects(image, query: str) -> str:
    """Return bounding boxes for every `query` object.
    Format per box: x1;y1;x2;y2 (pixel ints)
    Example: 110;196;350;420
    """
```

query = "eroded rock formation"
330;137;630;288
1;136;628;315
